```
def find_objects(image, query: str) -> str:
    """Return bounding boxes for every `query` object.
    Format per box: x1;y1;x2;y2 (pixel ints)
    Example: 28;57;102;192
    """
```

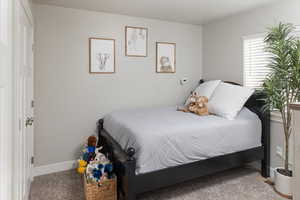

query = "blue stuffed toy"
88;146;96;153
98;164;104;170
92;169;102;181
92;164;104;181
91;163;114;181
104;163;113;179
82;146;96;163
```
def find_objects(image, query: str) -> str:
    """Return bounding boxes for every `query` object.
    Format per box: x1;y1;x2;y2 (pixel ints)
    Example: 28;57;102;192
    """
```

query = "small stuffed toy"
77;159;87;174
94;147;108;163
87;136;97;152
82;152;90;162
79;135;115;183
178;92;209;116
92;164;104;182
104;163;114;179
86;162;97;176
84;136;98;163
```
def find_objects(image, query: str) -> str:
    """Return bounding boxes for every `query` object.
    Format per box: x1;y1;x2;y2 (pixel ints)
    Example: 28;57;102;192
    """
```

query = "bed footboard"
97;119;137;200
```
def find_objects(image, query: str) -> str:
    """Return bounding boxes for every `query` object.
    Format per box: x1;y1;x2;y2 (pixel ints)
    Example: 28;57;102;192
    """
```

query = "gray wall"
33;4;202;166
203;0;300;170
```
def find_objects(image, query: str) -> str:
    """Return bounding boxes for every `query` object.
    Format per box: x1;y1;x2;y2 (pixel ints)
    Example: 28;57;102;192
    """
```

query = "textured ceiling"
33;0;280;25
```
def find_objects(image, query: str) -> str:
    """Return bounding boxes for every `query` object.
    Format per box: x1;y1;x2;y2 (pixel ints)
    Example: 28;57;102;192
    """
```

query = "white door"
16;1;34;199
0;0;13;199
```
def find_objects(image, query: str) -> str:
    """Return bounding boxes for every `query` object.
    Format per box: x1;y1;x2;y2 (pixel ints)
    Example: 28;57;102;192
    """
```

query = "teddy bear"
178;92;209;116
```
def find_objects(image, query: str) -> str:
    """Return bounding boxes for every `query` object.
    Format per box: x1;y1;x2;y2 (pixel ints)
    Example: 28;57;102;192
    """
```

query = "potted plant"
262;22;300;196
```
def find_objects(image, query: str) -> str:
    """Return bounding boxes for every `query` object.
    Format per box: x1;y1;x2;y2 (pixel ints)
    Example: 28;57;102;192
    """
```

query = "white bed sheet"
103;107;262;174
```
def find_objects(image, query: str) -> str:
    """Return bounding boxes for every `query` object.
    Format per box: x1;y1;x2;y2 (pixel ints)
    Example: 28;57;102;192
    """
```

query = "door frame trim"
12;0;34;200
0;0;13;199
19;0;33;26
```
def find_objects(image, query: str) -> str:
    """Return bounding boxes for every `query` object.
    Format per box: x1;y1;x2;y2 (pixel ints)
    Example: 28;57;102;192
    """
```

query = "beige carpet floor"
30;166;285;200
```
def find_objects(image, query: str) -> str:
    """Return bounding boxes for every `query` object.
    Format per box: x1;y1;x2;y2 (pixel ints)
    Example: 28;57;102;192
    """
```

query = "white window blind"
295;27;300;39
243;35;271;89
243;28;300;89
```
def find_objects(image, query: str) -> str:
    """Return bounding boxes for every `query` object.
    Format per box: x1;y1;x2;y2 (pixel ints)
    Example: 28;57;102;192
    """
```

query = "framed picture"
89;38;115;74
156;42;176;73
125;26;148;57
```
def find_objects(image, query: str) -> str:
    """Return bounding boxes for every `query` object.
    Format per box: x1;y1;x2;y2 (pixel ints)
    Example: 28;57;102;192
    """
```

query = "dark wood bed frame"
97;80;270;200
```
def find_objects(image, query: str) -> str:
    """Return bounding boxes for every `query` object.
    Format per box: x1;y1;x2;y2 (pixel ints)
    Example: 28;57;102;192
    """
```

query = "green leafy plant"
262;22;300;175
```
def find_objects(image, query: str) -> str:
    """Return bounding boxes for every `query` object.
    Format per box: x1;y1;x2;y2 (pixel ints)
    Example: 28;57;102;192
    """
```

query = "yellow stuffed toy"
77;160;87;174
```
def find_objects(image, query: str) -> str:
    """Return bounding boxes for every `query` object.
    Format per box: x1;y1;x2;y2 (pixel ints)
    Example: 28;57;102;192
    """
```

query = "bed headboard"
198;79;270;177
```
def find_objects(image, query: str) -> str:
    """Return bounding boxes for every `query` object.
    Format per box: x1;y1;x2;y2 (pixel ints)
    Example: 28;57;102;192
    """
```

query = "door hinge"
31;156;34;165
31;100;34;108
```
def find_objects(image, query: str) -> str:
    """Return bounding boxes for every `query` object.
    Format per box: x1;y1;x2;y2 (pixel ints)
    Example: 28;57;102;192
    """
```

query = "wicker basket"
83;174;117;200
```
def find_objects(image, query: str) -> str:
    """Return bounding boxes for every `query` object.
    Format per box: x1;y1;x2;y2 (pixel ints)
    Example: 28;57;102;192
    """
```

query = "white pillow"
185;80;221;105
208;82;254;120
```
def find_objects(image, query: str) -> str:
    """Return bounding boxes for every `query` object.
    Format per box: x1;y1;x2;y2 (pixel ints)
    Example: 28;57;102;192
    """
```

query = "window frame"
242;33;270;89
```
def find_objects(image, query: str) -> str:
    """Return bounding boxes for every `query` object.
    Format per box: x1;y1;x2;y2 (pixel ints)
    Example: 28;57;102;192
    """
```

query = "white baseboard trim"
33;160;77;177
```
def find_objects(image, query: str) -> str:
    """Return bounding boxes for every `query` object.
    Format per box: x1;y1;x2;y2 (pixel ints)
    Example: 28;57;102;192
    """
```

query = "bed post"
261;109;270;177
123;148;136;200
97;119;108;153
253;92;270;178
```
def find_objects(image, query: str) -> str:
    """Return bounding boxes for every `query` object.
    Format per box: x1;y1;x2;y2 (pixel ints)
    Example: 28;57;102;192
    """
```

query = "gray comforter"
103;106;261;174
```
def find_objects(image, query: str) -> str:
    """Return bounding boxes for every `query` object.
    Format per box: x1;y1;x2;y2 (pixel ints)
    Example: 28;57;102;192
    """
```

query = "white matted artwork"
125;26;148;57
156;42;176;73
89;38;115;73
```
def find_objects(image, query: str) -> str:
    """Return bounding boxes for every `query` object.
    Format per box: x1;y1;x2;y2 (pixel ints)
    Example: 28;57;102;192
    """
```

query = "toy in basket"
77;136;117;200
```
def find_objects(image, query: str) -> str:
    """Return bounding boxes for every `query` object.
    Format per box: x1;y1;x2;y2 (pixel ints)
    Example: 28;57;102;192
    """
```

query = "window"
243;28;300;89
295;28;300;38
243;34;271;89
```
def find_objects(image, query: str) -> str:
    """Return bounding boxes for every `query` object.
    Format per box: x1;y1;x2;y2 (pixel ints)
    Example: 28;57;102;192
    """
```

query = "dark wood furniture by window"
290;103;300;199
97;80;270;200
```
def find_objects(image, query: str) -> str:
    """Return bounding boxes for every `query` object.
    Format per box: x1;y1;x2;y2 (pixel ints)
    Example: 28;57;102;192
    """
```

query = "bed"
97;80;270;200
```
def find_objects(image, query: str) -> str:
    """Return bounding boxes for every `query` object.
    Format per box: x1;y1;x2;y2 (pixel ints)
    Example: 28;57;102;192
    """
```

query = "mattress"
103;107;262;174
